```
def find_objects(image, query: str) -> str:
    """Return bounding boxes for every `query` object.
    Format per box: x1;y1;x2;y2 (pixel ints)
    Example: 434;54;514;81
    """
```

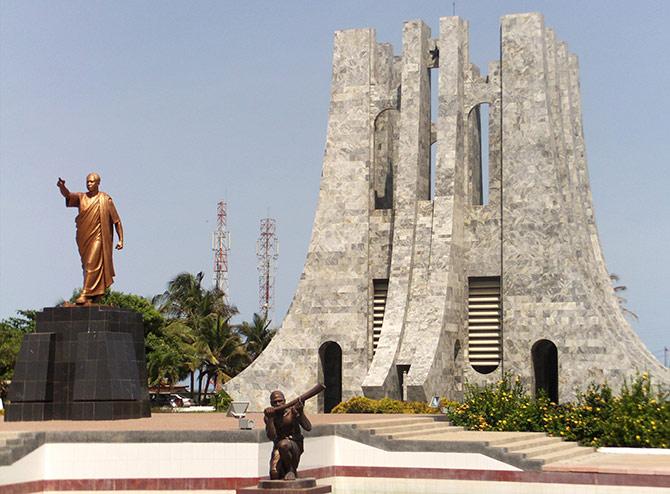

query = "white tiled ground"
41;442;262;479
6;437;666;494
0;442;44;484
330;436;519;471
327;477;670;494
0;435;518;487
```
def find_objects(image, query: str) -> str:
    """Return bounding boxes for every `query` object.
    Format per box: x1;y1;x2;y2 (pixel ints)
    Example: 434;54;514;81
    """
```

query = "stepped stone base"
238;478;331;494
5;306;150;421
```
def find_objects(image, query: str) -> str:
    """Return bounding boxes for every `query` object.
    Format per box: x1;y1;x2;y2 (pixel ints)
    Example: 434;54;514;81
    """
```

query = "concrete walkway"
0;411;384;431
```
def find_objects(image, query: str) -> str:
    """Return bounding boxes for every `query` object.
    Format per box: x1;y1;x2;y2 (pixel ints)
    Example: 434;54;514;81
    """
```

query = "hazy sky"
1;1;668;364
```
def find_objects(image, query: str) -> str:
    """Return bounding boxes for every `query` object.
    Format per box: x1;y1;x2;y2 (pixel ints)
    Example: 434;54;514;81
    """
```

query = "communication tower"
257;218;279;317
212;201;230;301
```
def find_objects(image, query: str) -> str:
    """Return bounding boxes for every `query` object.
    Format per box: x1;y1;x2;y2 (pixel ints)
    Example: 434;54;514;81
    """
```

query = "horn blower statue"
263;384;325;481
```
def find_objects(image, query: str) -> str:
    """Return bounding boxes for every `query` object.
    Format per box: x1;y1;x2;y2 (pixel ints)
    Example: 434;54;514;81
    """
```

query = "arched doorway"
319;342;342;413
532;340;558;403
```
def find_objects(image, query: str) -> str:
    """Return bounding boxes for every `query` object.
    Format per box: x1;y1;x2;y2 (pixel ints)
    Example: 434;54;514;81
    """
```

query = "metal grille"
372;279;389;354
467;277;501;374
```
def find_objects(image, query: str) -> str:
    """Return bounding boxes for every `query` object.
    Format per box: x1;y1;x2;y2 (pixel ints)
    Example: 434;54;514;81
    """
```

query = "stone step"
487;432;547;446
352;417;440;430
499;435;563;452
388;425;465;439
531;445;596;465
400;430;490;442
543;451;601;468
0;432;42;466
366;421;456;435
518;440;586;459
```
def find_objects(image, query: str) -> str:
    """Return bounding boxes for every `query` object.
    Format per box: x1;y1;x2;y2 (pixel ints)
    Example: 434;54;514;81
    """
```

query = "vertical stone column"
499;14;670;397
501;13;563;294
391;16;471;402
500;13;562;386
362;20;431;399
225;29;376;411
400;16;469;400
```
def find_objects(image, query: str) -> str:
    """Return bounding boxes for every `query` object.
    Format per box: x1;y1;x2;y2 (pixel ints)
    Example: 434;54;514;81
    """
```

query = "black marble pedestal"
5;306;151;421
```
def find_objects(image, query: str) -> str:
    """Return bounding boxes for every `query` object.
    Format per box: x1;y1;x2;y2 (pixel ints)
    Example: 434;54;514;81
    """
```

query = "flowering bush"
331;396;437;414
597;373;668;448
446;373;669;448
445;374;545;432
330;374;668;448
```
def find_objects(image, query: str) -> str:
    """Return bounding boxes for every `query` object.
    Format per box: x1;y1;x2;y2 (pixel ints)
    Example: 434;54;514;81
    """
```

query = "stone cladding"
225;13;670;411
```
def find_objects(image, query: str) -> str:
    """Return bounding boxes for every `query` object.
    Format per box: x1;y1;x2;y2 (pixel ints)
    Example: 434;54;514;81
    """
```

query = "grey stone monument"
225;13;670;411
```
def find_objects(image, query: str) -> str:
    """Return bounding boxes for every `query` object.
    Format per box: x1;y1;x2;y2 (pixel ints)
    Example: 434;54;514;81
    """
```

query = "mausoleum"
225;12;670;412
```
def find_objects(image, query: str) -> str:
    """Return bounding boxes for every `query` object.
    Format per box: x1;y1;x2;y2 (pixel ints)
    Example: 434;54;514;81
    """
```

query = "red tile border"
2;467;668;493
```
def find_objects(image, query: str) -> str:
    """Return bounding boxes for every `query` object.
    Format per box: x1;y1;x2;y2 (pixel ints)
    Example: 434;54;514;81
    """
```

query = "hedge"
331;373;669;448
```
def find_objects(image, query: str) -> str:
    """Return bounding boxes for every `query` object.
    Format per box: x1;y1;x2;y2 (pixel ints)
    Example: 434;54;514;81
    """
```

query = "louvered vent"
468;277;501;374
372;279;389;354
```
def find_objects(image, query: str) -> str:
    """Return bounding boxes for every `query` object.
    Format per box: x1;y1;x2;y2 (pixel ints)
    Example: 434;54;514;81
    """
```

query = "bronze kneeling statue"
263;384;324;480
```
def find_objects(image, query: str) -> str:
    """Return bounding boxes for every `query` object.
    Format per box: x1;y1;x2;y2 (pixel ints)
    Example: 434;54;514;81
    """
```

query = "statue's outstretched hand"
57;177;70;198
115;240;124;250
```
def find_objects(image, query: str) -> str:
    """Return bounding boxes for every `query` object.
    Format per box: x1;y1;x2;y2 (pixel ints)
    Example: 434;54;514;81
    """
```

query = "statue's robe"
66;192;121;297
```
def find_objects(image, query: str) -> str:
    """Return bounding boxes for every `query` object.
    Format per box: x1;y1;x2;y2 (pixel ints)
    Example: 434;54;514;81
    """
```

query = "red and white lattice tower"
212;201;230;300
257;218;279;317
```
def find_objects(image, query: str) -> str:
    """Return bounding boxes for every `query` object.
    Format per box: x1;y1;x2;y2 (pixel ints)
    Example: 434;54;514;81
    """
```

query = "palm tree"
154;271;241;403
196;313;249;402
161;320;199;397
610;273;639;321
154;272;205;320
238;312;276;361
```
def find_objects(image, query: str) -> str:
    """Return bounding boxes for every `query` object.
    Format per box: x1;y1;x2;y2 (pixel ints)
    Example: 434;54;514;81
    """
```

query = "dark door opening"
532;339;558;403
396;364;410;401
320;342;342;413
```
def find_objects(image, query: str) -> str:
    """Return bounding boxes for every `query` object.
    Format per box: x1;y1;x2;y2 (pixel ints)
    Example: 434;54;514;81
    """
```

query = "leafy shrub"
447;374;546;432
599;373;668;448
444;373;669;448
213;389;233;412
332;396;437;414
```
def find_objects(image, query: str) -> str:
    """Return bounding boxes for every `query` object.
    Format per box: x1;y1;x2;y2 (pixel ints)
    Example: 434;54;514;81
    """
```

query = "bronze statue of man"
264;390;312;480
57;173;123;305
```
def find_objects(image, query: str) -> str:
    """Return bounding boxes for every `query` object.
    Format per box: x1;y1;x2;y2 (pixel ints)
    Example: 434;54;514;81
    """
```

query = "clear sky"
1;1;668;364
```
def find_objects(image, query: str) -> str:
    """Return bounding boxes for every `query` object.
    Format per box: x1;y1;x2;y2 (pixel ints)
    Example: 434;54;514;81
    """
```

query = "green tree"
146;332;184;394
196;314;249;400
99;290;165;335
238;312;276;361
154;272;242;403
160;320;200;396
0;310;36;398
